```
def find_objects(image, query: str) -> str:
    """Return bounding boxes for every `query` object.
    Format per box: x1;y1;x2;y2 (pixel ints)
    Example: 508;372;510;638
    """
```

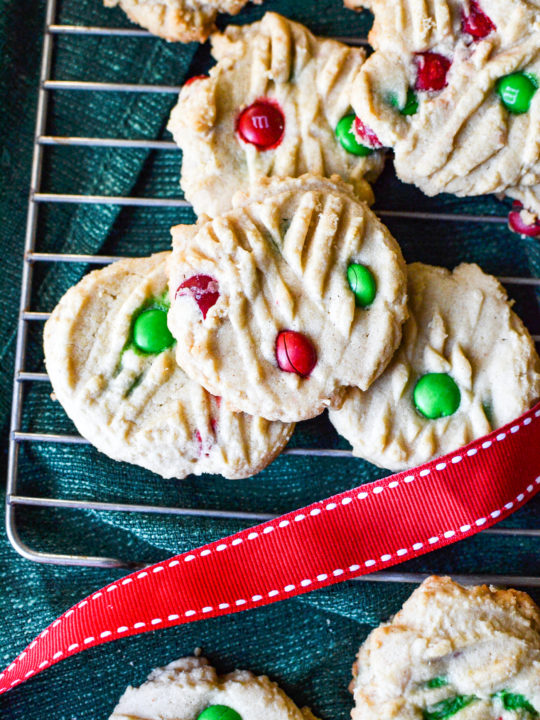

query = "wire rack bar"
22;312;50;321
11;431;355;457
8;494;539;534
39;135;178;149
6;0;60;570
7;0;540;575
17;372;49;383
354;573;540;587
376;210;508;223
48;24;154;36
31;193;512;223
47;25;371;47
43;80;182;93
33;193;190;207
27;252;124;264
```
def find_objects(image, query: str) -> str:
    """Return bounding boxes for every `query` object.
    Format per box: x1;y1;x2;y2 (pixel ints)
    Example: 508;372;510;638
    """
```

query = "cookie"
167;174;408;423
329;262;540;470
43;253;294;480
167;12;385;217
103;0;262;43
351;575;540;720
350;0;540;212
109;656;320;720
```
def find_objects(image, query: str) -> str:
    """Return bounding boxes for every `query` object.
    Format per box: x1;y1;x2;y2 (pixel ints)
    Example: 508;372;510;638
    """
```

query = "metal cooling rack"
7;0;540;583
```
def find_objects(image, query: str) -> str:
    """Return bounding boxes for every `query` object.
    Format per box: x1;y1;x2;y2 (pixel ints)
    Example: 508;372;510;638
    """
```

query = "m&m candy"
347;263;377;307
276;330;317;377
197;706;242;720
336;114;374;155
389;88;419;116
461;0;495;39
237;100;285;149
415;52;451;92
508;201;540;237
176;274;220;319
413;373;461;419
133;308;174;354
496;72;538;114
354;117;383;149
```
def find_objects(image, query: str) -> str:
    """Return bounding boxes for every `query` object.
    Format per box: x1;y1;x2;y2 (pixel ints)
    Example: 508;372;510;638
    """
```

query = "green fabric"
0;0;539;718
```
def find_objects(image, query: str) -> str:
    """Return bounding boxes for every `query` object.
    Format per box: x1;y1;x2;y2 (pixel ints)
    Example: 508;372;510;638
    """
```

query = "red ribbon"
2;402;540;694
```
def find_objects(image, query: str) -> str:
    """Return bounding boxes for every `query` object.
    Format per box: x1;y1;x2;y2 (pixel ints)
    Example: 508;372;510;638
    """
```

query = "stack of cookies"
44;10;540;479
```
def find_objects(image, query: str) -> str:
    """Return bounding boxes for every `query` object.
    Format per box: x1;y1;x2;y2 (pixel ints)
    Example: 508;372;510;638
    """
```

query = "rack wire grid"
7;0;540;583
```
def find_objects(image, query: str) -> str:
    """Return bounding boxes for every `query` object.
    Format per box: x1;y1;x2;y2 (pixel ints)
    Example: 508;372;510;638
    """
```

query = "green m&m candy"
389;88;419;116
347;263;377;307
413;373;461;419
133;308;174;354
496;72;538;114
335;114;374;156
197;706;243;720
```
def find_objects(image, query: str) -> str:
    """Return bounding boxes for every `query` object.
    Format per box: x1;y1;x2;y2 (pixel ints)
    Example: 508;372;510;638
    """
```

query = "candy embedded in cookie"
508;200;540;237
132;307;175;354
329;263;540;471
168;175;408;423
197;707;242;720
350;576;540;720
109;656;321;720
167;12;385;217
102;0;263;43
275;331;318;377
496;71;538;113
351;0;540;213
44;253;294;480
462;0;496;39
237;100;285;150
177;274;220;319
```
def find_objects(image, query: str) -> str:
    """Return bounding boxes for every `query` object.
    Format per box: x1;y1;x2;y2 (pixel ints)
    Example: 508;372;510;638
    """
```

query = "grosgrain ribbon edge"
1;402;540;694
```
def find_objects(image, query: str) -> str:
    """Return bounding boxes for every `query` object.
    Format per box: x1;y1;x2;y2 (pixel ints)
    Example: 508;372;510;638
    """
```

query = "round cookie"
167;174;408;423
329;262;540;470
351;576;540;720
103;0;262;43
350;0;540;212
167;12;385;217
109;656;320;720
43;253;294;480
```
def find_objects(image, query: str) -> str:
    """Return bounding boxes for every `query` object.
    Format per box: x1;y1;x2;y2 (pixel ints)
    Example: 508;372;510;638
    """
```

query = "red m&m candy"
415;52;451;91
354;117;383;149
462;0;495;39
276;330;317;377
176;274;220;319
184;74;208;87
237;100;285;150
508;201;540;237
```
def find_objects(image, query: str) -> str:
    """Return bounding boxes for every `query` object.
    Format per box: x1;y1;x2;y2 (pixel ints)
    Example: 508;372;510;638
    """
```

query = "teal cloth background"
0;0;539;717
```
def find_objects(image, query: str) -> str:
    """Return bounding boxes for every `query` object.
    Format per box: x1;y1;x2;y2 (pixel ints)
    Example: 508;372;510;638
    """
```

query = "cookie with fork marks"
330;262;540;470
167;175;408;423
167;12;385;217
44;252;294;479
